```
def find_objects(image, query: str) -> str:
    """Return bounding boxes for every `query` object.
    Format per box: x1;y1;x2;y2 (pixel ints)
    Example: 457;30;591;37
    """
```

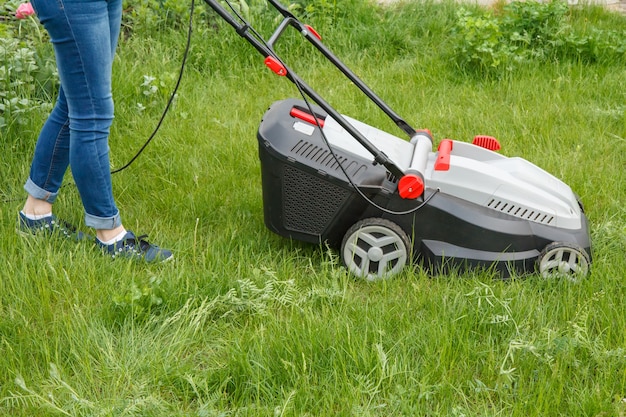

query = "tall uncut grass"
1;0;625;416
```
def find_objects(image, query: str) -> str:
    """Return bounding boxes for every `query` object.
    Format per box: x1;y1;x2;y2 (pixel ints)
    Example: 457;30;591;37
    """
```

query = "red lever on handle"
434;139;453;171
264;56;287;76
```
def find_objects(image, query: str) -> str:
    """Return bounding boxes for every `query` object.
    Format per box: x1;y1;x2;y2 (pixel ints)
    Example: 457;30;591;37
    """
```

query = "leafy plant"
502;0;569;55
0;0;57;130
451;8;520;73
451;0;626;75
111;276;166;323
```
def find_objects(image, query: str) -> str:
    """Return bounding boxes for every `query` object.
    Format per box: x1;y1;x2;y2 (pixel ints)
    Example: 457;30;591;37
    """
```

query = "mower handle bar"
265;0;417;139
203;0;413;179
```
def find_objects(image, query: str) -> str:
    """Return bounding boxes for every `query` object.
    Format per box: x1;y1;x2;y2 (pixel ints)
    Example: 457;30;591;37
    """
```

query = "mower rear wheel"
537;242;590;282
341;218;411;281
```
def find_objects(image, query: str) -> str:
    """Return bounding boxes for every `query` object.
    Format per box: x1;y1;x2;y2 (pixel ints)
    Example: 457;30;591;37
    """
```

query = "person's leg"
20;86;82;238
94;0;125;243
25;0;122;239
58;0;121;229
22;87;70;217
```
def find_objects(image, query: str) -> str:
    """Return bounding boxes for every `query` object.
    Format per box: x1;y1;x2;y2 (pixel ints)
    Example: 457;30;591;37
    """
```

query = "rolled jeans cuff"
85;211;122;230
24;177;59;204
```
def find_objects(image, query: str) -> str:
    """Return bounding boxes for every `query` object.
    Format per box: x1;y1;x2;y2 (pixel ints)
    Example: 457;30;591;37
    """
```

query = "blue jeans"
25;0;123;230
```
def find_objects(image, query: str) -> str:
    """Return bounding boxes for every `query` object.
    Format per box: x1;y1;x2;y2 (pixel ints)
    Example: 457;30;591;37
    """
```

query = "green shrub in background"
451;0;626;75
452;8;519;72
502;0;570;56
0;0;57;131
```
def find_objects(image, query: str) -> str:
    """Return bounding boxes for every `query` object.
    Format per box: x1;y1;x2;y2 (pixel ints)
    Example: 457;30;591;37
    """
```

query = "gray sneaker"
97;231;173;263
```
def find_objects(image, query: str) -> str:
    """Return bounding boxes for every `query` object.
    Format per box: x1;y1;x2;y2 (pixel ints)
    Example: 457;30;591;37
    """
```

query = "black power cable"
112;0;195;174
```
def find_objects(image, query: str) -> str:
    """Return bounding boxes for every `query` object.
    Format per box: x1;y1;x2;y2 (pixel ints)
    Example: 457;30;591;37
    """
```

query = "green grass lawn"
1;1;625;415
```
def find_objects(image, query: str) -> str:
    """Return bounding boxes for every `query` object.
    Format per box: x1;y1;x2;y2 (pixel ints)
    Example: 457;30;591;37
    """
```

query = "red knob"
398;174;424;199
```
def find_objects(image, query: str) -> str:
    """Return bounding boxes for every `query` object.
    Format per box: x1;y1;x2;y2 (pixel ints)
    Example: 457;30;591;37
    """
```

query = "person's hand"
16;2;35;19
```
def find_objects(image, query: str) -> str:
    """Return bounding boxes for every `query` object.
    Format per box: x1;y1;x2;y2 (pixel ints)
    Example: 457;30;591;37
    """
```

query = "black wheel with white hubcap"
341;218;411;281
537;242;590;281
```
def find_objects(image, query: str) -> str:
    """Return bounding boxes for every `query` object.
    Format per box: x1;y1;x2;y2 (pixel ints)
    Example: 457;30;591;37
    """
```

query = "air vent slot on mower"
291;139;368;177
487;199;555;225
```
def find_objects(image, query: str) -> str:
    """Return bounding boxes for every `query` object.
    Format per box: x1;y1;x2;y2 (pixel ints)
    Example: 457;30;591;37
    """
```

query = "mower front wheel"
341;218;411;281
537;242;590;282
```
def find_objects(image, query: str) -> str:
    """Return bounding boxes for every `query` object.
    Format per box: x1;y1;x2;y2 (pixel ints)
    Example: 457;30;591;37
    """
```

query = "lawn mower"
203;0;592;280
